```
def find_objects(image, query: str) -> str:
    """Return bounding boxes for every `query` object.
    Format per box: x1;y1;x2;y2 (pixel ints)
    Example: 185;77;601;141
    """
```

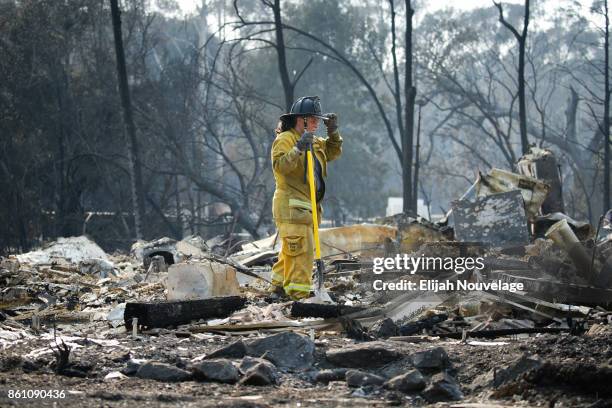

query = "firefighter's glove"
296;132;314;151
325;113;338;136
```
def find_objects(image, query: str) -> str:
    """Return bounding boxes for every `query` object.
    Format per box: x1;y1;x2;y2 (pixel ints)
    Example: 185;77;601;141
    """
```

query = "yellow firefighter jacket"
271;127;342;230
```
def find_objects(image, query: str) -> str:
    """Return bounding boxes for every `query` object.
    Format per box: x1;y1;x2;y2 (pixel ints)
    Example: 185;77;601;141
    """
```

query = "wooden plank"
189;318;336;333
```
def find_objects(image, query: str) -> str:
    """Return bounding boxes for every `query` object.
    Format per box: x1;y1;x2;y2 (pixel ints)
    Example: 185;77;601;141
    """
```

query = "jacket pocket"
282;236;306;257
288;198;313;225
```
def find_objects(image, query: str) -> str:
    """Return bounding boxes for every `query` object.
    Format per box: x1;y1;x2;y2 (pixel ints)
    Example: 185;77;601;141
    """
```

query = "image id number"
8;389;66;399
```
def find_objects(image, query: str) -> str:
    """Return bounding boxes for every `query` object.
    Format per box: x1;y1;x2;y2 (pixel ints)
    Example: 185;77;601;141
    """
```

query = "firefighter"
270;96;343;299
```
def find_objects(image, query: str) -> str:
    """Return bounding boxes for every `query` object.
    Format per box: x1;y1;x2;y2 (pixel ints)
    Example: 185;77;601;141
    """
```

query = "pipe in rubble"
545;219;595;283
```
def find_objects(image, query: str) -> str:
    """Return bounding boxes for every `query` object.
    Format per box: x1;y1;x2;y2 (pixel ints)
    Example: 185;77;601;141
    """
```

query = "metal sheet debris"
453;190;530;247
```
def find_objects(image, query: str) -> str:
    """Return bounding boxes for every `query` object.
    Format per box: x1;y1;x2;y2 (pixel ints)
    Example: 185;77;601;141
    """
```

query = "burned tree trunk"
517;0;530;155
272;0;294;111
565;86;579;143
109;0;145;240
494;0;530;155
604;0;611;212
412;102;423;212
403;0;416;214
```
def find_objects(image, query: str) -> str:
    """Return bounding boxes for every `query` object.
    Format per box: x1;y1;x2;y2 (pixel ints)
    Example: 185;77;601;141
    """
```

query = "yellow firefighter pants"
271;222;314;299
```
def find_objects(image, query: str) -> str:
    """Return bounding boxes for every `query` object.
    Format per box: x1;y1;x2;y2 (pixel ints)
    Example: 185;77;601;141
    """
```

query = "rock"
411;347;449;371
0;355;23;371
422;371;463;402
136;362;192;382
239;362;278;386
345;369;385;387
206;340;247;359
60;367;89;378
470;354;542;391
239;356;277;373
90;391;124;401
384;369;426;393
122;358;147;376
245;332;314;370
313;368;348;384
370;318;399;338
192;359;239;384
238;356;279;386
495;354;542;387
69;361;95;374
325;341;403;368
21;359;42;373
379;363;409;380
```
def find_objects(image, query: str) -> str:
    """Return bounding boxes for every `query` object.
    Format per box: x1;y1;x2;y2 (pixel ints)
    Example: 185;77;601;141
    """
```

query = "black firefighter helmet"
280;96;327;120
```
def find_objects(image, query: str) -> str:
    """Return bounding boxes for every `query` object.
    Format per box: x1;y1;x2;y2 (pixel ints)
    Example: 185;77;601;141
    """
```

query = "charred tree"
494;0;530;155
604;0;611;212
235;0;313;111
109;0;145;240
234;0;411;210
272;0;293;111
412;101;423;212
403;0;416;214
565;86;579;143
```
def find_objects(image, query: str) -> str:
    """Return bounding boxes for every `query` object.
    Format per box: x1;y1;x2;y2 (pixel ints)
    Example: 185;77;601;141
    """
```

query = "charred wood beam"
290;302;367;319
438;327;568;339
124;296;246;329
398;313;449;336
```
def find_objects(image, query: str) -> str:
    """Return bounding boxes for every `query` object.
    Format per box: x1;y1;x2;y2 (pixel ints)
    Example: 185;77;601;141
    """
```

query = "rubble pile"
2;148;612;407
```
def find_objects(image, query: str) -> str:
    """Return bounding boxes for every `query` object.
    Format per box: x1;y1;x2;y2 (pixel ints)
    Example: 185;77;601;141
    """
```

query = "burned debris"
1;148;612;407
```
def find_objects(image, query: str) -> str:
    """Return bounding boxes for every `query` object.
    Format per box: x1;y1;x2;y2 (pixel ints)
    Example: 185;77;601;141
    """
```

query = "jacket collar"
289;128;301;140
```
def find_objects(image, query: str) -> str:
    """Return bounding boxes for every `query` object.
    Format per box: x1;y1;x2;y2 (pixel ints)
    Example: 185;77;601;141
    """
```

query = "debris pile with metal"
1;148;612;406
